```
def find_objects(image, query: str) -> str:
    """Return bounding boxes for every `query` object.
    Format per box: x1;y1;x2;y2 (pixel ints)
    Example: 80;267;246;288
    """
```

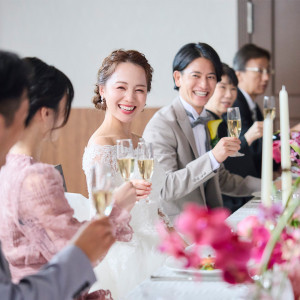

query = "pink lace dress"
0;153;133;300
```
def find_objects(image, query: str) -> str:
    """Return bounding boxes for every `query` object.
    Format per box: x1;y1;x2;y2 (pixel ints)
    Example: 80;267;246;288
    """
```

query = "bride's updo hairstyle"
93;49;153;110
23;57;74;130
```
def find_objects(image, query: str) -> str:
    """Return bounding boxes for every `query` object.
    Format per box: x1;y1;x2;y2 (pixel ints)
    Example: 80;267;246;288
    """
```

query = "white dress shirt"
239;88;257;121
179;97;220;171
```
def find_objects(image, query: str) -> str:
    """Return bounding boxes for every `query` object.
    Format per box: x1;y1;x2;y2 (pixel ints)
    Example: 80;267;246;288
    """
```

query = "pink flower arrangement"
157;190;300;298
237;205;292;269
158;203;253;284
273;131;300;175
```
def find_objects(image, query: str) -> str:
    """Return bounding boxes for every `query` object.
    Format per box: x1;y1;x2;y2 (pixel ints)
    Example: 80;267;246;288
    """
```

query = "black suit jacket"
222;89;263;178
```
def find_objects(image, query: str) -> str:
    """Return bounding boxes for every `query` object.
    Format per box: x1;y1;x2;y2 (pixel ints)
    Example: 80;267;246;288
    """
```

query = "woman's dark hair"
172;42;223;90
23;57;74;128
221;63;238;87
0;51;31;126
93;49;153;110
233;43;270;71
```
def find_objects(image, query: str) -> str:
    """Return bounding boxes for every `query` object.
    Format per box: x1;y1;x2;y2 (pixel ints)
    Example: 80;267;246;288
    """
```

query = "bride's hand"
131;179;152;200
113;182;137;212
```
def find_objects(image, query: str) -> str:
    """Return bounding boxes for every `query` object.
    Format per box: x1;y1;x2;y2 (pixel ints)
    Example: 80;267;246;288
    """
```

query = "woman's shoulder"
5;153;57;177
83;138;117;172
84;139;116;155
84;134;116;158
88;134;116;147
23;160;62;183
6;156;64;193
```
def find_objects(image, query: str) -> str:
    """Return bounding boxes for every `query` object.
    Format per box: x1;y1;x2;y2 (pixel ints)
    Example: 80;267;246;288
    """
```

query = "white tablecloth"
123;199;293;300
226;198;261;229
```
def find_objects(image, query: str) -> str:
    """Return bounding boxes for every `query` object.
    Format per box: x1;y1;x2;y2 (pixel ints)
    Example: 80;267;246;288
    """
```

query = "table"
226;198;261;229
123;199;292;300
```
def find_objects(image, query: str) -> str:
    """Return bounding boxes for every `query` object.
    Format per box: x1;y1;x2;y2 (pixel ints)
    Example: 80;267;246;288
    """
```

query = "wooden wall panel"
40;108;160;197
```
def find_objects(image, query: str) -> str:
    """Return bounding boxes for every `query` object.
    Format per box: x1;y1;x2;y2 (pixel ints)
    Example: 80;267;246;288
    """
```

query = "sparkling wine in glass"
137;141;154;203
91;163;115;216
227;107;244;157
116;139;135;181
263;96;276;120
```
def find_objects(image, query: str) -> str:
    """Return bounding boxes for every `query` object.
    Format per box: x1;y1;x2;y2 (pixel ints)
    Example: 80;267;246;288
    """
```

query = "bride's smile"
99;62;147;122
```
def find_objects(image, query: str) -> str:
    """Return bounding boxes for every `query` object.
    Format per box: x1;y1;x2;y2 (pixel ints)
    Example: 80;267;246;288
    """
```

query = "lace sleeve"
82;145;120;200
82;144;132;241
109;205;133;242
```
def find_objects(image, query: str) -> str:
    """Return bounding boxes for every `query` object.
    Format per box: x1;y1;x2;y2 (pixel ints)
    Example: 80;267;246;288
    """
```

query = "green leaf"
290;143;300;155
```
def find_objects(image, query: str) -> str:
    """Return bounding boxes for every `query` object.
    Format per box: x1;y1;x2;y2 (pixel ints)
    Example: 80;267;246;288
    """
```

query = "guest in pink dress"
0;57;137;299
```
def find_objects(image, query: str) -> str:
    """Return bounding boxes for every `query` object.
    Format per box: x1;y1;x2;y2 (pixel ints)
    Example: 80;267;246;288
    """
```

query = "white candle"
261;116;273;206
279;85;292;206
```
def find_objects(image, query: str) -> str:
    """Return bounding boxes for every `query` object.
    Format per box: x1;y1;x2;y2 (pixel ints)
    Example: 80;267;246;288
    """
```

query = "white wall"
0;0;238;108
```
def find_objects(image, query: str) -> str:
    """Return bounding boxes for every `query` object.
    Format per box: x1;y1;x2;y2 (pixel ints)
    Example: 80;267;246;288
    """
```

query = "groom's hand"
212;137;241;163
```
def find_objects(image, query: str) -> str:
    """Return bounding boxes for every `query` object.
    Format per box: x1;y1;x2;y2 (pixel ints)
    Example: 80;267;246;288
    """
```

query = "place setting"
161;245;222;282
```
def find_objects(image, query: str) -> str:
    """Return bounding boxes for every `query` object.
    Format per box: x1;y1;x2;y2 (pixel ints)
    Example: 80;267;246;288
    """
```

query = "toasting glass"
227;107;244;157
137;141;154;203
91;163;115;216
263;96;276;120
116;139;135;181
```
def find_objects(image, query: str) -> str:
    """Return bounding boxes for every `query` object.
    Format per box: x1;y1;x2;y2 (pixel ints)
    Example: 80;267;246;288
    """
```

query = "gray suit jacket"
0;242;96;300
143;97;260;221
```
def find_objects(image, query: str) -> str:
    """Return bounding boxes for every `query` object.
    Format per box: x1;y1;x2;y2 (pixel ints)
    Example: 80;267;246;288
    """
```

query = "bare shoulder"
88;134;115;147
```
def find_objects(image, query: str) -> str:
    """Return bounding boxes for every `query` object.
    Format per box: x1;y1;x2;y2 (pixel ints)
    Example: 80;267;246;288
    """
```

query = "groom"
143;42;260;222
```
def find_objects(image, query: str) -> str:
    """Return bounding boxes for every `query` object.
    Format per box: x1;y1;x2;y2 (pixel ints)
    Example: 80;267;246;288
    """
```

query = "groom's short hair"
172;42;223;90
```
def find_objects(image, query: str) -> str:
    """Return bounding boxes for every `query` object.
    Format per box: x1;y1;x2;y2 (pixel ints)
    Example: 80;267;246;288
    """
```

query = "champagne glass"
227;107;244;157
137;141;154;203
91;163;115;216
116;139;135;181
263;96;276;120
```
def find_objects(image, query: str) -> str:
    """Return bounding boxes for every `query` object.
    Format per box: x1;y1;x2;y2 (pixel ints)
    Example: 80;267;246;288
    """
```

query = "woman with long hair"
0;57;136;299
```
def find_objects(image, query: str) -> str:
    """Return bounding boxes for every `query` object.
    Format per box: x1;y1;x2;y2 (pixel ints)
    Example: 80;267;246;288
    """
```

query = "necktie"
185;110;211;128
255;104;263;121
185;110;211;151
251;107;257;122
251;104;263;122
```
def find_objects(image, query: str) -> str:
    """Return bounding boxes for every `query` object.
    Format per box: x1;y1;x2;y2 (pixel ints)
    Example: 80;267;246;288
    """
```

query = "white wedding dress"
82;144;167;299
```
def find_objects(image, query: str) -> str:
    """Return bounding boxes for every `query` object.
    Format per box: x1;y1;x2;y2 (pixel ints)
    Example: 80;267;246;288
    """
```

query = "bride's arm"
83;145;135;242
108;181;137;243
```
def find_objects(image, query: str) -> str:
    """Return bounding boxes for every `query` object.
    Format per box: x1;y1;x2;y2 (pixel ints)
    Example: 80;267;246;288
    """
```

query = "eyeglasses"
244;67;275;75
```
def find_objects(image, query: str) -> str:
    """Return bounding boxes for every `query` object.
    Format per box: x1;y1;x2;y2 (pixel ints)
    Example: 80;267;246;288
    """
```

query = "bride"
82;49;167;299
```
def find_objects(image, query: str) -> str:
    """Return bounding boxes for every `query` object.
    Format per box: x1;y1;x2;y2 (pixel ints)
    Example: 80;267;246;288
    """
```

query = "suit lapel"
172;97;199;159
172;97;206;201
237;89;253;124
255;104;264;121
204;126;212;151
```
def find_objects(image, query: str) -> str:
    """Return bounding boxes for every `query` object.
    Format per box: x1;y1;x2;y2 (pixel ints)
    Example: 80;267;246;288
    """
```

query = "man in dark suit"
229;44;271;178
